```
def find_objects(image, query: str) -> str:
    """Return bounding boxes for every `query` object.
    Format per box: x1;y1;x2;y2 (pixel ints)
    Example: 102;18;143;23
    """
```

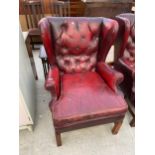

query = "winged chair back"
38;17;129;146
118;13;135;58
115;13;135;61
39;17;118;73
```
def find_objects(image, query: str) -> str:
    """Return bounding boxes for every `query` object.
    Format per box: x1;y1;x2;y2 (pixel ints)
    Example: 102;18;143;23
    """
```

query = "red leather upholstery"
51;72;127;127
115;13;135;74
54;21;100;73
39;17;119;67
96;62;124;93
114;14;135;127
118;58;135;74
45;66;60;99
39;17;128;133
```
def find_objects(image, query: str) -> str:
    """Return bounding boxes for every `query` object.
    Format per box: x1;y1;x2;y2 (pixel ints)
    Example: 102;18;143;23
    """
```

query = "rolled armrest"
45;66;60;99
96;62;124;93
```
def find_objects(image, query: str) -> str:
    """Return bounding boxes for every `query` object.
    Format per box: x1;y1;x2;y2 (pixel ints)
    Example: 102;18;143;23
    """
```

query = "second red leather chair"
114;13;135;127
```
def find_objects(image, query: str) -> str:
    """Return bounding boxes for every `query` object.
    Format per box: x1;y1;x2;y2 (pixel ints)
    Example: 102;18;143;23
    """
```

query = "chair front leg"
112;120;123;135
55;131;62;146
41;58;48;78
130;117;135;127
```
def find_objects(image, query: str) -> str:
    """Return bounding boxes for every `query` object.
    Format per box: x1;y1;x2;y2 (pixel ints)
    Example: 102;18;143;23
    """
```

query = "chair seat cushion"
50;72;128;127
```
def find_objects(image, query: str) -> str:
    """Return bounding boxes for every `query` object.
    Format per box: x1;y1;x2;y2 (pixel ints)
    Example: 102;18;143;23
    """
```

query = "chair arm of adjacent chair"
96;62;124;93
118;58;135;75
45;66;60;100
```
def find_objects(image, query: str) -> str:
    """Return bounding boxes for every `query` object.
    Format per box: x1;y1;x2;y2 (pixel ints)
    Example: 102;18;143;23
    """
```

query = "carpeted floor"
19;49;135;155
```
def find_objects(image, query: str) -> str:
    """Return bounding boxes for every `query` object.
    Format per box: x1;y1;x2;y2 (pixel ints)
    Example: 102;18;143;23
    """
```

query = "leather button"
61;47;68;55
75;59;80;65
76;47;80;51
64;60;70;65
86;58;90;63
81;35;85;39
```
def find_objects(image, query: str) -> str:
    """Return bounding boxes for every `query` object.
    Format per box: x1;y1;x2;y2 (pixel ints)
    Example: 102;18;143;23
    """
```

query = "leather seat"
51;71;127;127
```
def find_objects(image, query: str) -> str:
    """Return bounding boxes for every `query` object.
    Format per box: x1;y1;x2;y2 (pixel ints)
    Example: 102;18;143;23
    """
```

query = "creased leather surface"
55;21;100;73
45;66;60;98
39;17;119;69
116;13;135;72
51;72;127;126
115;13;135;104
96;62;124;93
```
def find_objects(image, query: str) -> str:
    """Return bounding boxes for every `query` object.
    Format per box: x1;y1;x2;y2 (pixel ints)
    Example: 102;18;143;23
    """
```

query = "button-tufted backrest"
39;17;118;73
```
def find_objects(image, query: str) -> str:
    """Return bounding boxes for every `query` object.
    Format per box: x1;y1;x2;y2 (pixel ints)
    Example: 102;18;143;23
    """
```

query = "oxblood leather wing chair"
114;13;135;127
39;17;128;146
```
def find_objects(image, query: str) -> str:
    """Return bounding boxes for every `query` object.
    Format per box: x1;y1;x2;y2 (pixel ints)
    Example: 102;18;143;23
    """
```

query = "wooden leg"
45;60;48;78
30;57;38;80
26;36;38;80
130;117;135;127
112;120;123;135
30;37;35;50
128;103;135;127
55;131;62;146
41;59;46;79
42;59;49;79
